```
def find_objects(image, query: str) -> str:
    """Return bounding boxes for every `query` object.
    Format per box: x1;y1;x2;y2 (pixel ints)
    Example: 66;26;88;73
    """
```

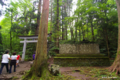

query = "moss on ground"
22;71;75;80
55;54;107;58
78;67;120;80
22;67;120;80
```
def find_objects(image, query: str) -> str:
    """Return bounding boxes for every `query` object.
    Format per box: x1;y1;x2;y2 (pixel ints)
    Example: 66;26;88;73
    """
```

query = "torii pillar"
19;34;51;61
19;36;38;61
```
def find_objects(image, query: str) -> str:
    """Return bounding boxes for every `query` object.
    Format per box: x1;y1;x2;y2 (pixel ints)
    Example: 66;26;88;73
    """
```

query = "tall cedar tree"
109;0;120;75
55;0;59;47
23;0;50;79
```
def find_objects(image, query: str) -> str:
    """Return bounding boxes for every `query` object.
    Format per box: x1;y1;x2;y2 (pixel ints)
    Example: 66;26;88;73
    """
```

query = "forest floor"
0;61;31;80
0;61;120;80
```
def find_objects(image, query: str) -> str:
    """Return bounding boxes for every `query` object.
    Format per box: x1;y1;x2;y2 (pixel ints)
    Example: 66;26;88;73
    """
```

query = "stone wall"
59;43;100;54
54;57;110;66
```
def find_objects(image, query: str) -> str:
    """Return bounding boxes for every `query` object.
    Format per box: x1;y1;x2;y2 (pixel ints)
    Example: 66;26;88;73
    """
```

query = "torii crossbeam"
19;35;38;61
19;33;52;61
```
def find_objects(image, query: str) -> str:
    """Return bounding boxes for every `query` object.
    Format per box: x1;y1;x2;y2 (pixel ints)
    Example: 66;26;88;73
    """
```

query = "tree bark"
87;23;88;40
91;21;95;41
10;10;13;52
55;0;59;47
0;26;2;44
79;25;81;41
75;19;78;41
62;25;65;40
62;5;65;40
62;4;66;40
23;0;50;79
70;27;74;40
65;6;67;40
104;29;110;58
109;0;120;75
50;0;52;41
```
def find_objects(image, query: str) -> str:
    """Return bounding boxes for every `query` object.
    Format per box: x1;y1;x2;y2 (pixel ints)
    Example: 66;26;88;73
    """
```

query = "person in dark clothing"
0;50;11;75
32;51;36;60
9;52;17;73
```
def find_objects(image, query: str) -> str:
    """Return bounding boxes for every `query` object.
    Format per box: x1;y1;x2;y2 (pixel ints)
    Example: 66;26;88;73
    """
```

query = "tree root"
22;63;50;80
108;56;120;75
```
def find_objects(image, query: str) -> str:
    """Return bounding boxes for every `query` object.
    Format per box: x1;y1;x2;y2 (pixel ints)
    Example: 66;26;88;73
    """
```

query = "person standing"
16;54;20;67
32;51;36;60
9;52;17;73
0;50;11;74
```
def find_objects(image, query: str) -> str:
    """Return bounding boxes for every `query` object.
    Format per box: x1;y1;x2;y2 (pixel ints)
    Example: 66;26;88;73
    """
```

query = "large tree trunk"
91;21;95;41
62;5;65;40
70;27;74;40
23;0;50;79
79;26;81;41
104;29;110;58
62;25;65;40
0;26;3;53
109;0;120;75
87;23;88;40
0;26;2;44
75;19;78;41
10;10;13;52
55;0;59;47
61;2;67;40
65;8;67;40
50;0;52;41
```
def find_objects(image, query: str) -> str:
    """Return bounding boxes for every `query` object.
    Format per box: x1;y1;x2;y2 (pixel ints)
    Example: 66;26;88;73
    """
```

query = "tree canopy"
0;0;120;78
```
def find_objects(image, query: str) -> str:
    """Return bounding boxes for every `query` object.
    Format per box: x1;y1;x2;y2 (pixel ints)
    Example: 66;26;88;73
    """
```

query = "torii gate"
19;34;52;61
19;35;38;61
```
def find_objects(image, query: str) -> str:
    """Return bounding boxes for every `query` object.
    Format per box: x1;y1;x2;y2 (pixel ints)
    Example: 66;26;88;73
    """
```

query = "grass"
46;74;75;80
21;66;120;80
22;70;75;80
77;67;120;80
48;66;120;80
10;76;19;80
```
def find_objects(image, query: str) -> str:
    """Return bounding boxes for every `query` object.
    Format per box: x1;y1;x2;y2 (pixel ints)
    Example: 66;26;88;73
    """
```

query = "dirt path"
0;61;97;80
0;61;31;80
60;67;97;80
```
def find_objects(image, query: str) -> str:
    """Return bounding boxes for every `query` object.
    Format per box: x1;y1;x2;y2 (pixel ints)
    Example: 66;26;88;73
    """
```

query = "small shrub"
48;47;59;56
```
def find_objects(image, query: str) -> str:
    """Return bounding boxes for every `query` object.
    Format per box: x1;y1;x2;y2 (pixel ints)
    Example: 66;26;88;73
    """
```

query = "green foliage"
0;0;40;56
0;0;118;60
50;46;59;51
0;0;118;71
48;47;59;56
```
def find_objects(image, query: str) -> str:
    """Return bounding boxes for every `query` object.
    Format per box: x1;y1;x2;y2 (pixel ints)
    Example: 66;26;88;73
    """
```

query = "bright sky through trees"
0;0;77;21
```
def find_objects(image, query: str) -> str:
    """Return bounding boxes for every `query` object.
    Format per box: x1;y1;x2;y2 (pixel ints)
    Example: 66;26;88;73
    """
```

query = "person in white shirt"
9;52;17;73
0;50;11;74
